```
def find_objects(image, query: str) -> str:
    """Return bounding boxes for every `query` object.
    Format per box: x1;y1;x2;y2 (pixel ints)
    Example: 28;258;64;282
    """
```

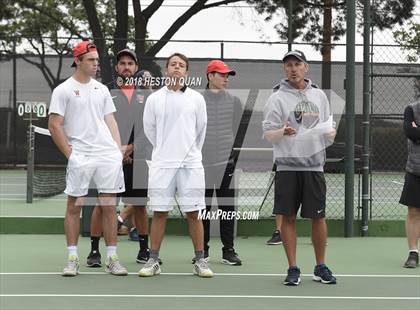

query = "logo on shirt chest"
136;94;145;104
74;90;80;97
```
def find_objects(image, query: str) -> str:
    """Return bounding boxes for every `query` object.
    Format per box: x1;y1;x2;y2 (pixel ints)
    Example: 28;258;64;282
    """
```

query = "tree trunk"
321;0;332;90
114;0;129;56
82;0;113;84
132;0;146;57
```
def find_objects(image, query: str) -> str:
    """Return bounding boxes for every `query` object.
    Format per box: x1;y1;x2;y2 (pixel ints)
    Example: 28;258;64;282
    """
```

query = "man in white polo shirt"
48;41;127;276
139;53;213;278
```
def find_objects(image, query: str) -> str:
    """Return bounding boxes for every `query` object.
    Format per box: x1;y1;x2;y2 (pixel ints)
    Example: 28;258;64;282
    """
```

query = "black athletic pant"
203;163;236;252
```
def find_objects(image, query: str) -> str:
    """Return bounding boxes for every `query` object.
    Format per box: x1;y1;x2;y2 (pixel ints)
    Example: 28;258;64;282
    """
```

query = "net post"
26;124;34;203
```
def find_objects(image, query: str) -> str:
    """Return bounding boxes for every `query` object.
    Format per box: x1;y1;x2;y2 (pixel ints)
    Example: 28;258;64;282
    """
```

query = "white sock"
409;249;419;254
67;246;78;258
107;246;117;258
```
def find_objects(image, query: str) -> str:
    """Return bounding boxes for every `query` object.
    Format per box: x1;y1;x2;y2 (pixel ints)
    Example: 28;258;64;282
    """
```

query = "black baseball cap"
116;49;138;64
282;50;307;63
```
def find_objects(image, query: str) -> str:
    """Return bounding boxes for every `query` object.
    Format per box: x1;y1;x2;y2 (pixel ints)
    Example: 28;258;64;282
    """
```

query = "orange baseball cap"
206;60;236;75
71;41;97;67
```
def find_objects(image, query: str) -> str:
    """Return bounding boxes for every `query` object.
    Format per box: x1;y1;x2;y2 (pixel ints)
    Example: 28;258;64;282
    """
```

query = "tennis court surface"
1;235;419;310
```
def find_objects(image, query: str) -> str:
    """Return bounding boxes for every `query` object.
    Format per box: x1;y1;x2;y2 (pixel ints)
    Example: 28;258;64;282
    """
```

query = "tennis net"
26;125;66;202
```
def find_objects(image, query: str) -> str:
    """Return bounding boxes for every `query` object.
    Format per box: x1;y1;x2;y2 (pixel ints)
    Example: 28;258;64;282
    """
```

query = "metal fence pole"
26;125;34;203
287;0;293;51
361;0;371;236
12;40;17;166
345;0;356;237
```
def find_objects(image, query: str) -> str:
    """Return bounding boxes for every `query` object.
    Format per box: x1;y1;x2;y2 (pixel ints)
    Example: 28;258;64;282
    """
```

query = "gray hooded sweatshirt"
262;79;333;171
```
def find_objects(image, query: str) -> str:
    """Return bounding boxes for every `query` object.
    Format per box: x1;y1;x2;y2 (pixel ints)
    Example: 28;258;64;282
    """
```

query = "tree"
82;0;244;81
393;22;420;63
1;1;244;87
0;0;130;89
0;0;88;89
394;22;420;99
247;0;416;89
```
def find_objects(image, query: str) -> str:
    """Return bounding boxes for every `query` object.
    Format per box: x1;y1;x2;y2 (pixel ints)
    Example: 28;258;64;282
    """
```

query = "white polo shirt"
49;76;119;155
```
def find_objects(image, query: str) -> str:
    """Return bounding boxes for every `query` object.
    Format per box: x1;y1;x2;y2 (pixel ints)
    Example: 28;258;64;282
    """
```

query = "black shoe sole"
403;264;418;268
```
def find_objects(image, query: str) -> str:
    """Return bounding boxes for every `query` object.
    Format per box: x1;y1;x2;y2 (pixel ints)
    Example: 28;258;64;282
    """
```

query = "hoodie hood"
278;78;316;93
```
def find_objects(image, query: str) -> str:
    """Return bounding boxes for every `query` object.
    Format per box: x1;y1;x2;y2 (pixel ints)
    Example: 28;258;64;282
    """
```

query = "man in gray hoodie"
262;50;336;286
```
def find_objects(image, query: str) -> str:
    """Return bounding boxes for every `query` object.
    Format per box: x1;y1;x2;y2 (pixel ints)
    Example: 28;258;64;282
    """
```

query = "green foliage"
0;0;87;55
393;22;420;63
246;0;415;50
0;0;136;56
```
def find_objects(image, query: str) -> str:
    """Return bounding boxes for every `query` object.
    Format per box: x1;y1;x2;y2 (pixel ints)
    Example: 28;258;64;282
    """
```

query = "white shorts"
65;150;125;197
148;167;205;212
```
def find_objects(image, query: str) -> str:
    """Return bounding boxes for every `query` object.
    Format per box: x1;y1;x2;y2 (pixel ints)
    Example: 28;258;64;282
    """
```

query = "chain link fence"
0;28;418;220
369;4;420;220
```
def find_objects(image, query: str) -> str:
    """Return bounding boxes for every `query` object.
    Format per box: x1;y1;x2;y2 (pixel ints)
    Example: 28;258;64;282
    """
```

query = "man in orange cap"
48;41;127;277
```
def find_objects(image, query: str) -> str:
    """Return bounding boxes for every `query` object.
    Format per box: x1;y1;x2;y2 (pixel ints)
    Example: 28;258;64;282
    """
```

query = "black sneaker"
136;249;163;265
404;251;419;268
136;249;150;263
86;250;101;268
266;230;282;245
191;250;209;264
222;249;242;266
313;264;337;284
284;266;301;286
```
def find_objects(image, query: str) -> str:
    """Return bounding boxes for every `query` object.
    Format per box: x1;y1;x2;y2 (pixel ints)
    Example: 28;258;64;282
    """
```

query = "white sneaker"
62;255;79;277
105;254;127;276
138;257;161;277
193;258;214;278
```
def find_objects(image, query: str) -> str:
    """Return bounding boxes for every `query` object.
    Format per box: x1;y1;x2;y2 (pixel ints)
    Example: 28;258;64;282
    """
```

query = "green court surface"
1;235;419;310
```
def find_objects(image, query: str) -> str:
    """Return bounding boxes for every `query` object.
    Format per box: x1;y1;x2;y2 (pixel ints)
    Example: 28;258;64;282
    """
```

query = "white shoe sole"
193;270;214;278
283;278;301;286
106;269;128;276
221;259;242;266
266;241;283;245
312;275;336;284
138;268;161;277
62;270;79;277
105;266;128;276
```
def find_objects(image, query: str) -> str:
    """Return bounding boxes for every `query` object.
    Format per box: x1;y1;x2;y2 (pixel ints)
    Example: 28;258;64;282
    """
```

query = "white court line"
0;294;419;300
1;272;419;278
